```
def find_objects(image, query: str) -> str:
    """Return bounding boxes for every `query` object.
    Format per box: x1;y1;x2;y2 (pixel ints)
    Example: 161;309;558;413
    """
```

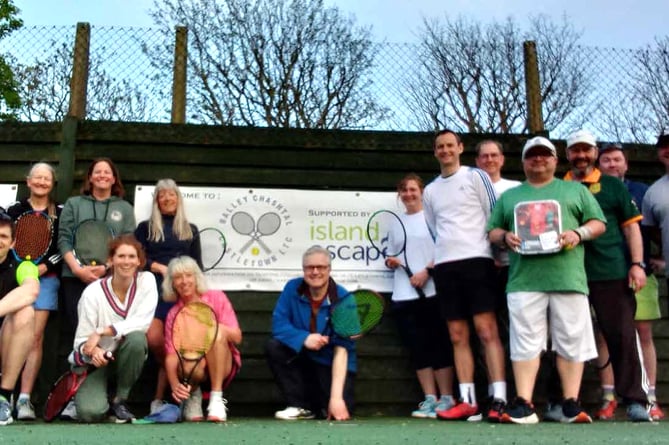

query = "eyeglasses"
29;175;53;182
302;265;330;272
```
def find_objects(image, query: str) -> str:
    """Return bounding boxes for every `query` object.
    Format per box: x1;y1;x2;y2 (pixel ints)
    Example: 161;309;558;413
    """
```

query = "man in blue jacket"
266;246;355;421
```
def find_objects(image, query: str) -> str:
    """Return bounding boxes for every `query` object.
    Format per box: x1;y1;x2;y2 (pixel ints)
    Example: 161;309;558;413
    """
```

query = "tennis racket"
323;289;386;339
366;210;426;299
172;301;218;388
72;219;114;266
43;350;113;422
198;227;227;272
11;210;54;264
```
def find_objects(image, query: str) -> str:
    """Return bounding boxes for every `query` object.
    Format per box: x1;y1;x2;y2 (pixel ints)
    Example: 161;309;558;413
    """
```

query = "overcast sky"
13;0;668;48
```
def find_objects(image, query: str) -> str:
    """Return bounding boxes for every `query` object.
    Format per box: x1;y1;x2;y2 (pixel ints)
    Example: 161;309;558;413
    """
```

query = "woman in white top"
69;234;158;423
385;173;454;419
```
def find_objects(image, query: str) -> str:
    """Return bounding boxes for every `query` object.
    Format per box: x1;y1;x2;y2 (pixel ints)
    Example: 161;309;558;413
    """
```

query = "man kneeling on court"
266;246;356;421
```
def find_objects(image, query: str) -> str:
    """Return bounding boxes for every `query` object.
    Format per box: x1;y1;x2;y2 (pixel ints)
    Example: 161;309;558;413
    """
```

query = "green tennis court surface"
2;418;668;444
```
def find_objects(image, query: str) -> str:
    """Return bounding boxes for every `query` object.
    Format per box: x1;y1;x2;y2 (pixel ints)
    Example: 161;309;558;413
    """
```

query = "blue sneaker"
626;402;651;422
0;396;13;426
412;395;437;418
433;395;455;418
500;397;538;424
543;402;566;422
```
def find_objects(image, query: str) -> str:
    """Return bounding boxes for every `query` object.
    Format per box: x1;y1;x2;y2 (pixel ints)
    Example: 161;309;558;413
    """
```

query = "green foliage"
0;0;23;120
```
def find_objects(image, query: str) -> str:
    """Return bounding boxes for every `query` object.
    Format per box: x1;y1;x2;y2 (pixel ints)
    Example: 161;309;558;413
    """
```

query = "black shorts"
391;297;453;370
434;257;498;321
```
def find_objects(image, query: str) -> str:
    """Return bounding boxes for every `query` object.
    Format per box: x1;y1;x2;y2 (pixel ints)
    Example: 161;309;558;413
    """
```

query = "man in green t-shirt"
487;136;606;424
564;129;650;422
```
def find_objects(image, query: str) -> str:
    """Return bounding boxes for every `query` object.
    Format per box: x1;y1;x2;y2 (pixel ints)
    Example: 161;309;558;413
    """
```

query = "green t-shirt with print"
487;178;606;294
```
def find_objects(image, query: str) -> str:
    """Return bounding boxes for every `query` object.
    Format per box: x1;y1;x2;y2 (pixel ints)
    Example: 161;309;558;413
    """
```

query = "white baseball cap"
522;136;557;160
566;129;597;149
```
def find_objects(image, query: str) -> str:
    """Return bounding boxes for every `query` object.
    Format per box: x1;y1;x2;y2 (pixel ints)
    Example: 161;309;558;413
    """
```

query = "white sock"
18;393;30;402
209;391;223;403
459;383;477;405
492;381;507;403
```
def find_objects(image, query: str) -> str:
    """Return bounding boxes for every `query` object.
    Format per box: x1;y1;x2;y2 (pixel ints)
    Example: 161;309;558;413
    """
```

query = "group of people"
0;159;241;425
363;129;667;425
1;130;668;426
264;129;669;425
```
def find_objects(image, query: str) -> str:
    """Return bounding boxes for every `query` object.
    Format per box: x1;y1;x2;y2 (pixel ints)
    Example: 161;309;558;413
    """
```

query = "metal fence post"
523;40;545;135
171;26;188;124
68;22;90;119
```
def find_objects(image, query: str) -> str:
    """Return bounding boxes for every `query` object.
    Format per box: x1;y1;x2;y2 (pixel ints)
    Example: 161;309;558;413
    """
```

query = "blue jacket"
271;277;357;373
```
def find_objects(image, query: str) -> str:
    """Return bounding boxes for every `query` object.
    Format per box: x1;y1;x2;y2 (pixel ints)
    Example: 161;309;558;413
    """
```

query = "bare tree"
11;42;150;122
591;38;669;144
147;0;389;128
408;15;588;134
632;37;669;138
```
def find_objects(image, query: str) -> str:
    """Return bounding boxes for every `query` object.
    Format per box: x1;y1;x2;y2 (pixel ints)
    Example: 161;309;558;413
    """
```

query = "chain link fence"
0;25;666;143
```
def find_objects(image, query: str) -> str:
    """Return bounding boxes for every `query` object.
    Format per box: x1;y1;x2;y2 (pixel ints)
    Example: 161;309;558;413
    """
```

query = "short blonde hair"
162;256;208;302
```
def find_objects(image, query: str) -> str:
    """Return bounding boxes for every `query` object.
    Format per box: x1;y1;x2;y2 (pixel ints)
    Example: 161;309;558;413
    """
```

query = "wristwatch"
630;261;646;269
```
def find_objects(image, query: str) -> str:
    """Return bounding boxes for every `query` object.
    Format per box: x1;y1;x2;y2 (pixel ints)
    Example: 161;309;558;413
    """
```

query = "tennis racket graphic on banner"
198;228;227;272
11;210;54;264
366;210;426;299
72;219;114;266
231;211;281;254
43;350;113;422
323;289;386;340
172;301;218;417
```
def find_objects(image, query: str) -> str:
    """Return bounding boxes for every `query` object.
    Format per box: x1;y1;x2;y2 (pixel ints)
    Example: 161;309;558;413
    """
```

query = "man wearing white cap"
487;136;605;424
564;129;651;422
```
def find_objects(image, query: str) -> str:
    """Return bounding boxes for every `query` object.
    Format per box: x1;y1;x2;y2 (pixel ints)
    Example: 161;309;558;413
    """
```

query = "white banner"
0;184;18;210
134;186;403;292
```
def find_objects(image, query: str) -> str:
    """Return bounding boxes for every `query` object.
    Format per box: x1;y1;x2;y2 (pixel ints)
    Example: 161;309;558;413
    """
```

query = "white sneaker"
183;387;203;421
16;398;36;421
274;406;315;420
60;400;78;420
150;399;166;415
207;397;228;422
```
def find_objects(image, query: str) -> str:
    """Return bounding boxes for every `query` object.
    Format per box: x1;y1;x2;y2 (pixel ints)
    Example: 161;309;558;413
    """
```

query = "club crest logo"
218;189;293;267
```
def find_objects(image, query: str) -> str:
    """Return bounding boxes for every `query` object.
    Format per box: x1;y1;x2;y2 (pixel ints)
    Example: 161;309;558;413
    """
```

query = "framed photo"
513;200;562;255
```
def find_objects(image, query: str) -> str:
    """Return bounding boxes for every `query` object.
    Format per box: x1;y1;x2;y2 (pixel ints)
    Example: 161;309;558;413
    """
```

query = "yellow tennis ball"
91;260;97;266
16;261;39;285
251;247;260;256
564;244;574;251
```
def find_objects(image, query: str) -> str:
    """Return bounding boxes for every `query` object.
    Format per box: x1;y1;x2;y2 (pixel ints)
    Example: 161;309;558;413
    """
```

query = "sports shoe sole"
207;415;227;422
501;412;539;424
563;412;592;423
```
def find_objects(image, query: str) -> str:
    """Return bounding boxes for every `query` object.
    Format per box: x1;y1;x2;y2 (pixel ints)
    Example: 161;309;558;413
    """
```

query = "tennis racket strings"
13;211;52;262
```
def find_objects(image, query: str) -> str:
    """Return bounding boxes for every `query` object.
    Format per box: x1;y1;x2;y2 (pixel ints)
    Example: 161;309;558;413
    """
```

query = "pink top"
164;289;241;367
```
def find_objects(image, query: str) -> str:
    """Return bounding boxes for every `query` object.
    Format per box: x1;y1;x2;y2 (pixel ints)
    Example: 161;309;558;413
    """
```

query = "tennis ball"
251;247;260;256
16;261;39;285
